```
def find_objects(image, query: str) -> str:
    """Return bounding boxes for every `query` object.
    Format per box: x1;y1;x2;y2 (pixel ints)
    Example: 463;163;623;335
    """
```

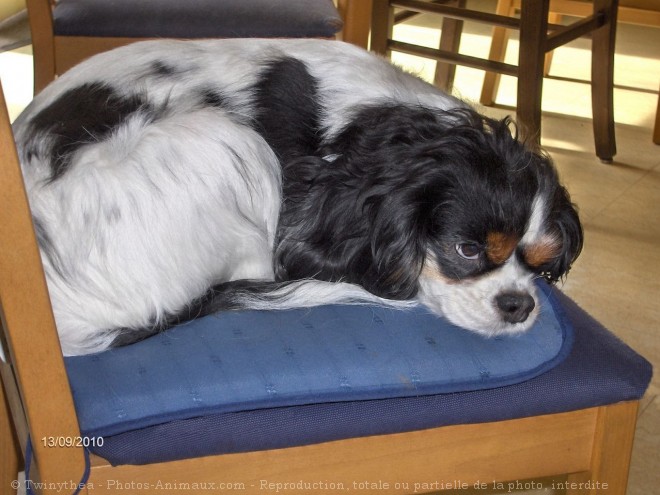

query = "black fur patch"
198;88;229;109
149;61;182;78
274;105;582;297
28;83;147;181
253;57;322;162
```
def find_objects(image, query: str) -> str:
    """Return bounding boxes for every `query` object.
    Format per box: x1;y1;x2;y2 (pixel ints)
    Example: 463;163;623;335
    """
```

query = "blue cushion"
65;284;652;466
65;281;571;439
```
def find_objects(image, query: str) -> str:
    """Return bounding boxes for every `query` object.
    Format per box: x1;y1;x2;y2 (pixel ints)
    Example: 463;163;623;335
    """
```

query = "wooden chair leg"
370;0;393;54
480;0;514;106
1;379;21;494
590;0;618;163
516;0;550;145
480;26;508;105
565;401;639;495
653;83;660;145
434;0;465;91
481;5;558;106
337;0;373;49
544;12;563;76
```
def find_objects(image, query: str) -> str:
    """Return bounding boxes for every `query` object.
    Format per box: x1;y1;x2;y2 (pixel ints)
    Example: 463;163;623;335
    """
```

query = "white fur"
418;257;539;337
20;106;281;354
232;280;419;312
522;194;547;246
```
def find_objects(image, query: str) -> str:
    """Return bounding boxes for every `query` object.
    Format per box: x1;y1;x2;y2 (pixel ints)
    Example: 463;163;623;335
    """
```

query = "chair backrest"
25;0;346;93
0;82;86;485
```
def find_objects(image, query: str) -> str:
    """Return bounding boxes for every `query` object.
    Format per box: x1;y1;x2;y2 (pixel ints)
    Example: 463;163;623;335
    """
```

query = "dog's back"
13;40;462;355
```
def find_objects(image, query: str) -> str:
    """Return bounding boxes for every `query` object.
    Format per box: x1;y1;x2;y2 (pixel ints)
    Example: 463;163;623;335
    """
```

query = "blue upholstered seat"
52;0;343;39
63;283;652;466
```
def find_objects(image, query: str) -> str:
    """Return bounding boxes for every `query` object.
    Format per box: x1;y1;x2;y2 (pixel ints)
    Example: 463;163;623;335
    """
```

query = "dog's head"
336;106;583;336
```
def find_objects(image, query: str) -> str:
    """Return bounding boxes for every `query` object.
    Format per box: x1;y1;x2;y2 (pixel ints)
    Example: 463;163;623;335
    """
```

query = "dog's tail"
110;279;418;348
180;278;419;316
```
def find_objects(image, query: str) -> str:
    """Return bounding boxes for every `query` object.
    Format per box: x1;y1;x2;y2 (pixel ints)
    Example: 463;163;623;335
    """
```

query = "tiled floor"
0;7;658;495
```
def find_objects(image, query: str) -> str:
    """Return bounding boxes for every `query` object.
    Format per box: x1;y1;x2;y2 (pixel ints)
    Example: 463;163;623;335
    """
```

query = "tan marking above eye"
486;232;519;264
523;235;562;267
420;258;457;284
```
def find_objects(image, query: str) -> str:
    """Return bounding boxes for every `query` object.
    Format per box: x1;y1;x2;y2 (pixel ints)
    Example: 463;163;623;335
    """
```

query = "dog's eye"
455;243;482;260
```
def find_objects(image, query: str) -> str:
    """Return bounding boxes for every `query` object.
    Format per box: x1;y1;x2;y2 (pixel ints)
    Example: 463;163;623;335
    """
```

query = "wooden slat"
566;401;639;494
434;0;466;90
371;0;396;54
80;406;605;494
26;0;56;93
0;83;86;494
392;0;521;28
389;39;519;76
479;0;515;106
337;0;374;48
653;84;660;145
0;375;21;495
546;13;605;52
538;0;660;27
393;0;454;24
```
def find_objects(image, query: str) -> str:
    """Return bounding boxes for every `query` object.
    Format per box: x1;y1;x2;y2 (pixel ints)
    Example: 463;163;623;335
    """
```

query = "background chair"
370;0;619;163
336;0;374;48
655;82;660;144
25;0;343;94
0;0;29;53
0;77;652;494
481;0;660;145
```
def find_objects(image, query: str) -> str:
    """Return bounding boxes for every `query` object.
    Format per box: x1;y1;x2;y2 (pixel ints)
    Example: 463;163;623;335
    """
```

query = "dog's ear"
275;152;445;301
543;185;584;283
320;107;461;300
355;153;458;300
360;184;434;300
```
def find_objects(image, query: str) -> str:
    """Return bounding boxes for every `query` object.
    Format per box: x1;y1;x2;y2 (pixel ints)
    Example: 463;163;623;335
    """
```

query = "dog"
12;39;583;356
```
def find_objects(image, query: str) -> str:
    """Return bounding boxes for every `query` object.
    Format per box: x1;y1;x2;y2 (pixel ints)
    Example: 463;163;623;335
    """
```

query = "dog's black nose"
495;292;536;324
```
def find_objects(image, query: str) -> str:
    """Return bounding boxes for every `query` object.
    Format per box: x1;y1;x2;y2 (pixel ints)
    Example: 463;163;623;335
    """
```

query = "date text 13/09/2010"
41;436;104;448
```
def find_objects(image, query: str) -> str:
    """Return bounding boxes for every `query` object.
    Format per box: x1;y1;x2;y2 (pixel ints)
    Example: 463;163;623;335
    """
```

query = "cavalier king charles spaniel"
12;39;582;355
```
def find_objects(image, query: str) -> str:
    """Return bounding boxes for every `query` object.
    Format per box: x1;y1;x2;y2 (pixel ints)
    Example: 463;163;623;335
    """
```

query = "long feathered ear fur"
274;105;467;300
503;119;584;284
544;183;584;283
274;154;434;300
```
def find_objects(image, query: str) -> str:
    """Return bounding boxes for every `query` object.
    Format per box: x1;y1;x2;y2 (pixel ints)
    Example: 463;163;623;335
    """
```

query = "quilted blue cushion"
65;281;572;439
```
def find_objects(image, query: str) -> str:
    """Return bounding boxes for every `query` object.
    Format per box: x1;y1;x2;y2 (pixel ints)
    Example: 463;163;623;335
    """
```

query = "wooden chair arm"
0;84;86;491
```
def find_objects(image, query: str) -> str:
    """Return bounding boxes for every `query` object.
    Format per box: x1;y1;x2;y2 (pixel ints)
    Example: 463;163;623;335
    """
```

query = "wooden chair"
481;0;660;145
0;80;650;494
25;0;343;94
655;82;660;144
337;0;374;48
370;0;619;163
